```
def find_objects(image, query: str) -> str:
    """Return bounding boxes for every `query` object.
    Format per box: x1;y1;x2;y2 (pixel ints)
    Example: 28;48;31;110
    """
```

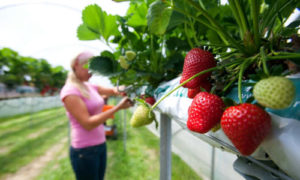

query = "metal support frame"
211;146;215;180
160;113;172;180
123;110;127;152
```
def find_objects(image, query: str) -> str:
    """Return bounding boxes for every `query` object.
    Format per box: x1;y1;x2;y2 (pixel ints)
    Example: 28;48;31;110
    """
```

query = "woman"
60;51;133;180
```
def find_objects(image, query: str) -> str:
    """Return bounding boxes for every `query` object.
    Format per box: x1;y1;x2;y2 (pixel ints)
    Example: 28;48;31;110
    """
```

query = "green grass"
0;107;63;125
0;107;69;177
0;121;68;176
105;110;202;180
35;143;75;180
0;107;202;180
0;113;65;148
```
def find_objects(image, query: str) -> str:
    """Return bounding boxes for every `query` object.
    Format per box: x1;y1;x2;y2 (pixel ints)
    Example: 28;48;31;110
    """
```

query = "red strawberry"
187;92;225;133
187;80;212;99
221;103;271;156
145;97;156;105
180;48;216;89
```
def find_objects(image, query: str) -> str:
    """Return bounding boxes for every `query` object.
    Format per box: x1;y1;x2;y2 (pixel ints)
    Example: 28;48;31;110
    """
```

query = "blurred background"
0;0;130;86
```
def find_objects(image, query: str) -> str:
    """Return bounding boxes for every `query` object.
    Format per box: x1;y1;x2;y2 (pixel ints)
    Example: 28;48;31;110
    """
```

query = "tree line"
0;47;68;96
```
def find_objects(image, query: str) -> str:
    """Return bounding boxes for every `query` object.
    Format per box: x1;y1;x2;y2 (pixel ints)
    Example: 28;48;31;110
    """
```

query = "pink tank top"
60;82;106;148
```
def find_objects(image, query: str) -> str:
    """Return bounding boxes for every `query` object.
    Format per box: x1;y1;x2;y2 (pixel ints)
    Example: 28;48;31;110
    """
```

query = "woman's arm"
63;95;132;131
97;85;125;97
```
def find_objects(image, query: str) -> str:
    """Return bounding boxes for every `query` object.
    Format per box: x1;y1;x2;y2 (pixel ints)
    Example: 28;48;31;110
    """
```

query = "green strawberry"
130;104;155;127
253;76;296;109
119;56;129;69
125;51;136;61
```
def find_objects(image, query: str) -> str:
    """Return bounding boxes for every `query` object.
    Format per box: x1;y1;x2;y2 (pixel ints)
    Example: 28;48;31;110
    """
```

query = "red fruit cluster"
183;48;272;156
180;48;216;89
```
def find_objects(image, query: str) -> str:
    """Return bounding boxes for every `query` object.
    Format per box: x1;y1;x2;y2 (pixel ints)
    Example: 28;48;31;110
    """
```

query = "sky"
0;0;130;87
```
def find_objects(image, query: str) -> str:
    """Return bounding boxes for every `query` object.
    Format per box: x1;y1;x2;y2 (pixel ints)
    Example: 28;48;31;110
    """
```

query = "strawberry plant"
146;0;299;156
78;0;300;156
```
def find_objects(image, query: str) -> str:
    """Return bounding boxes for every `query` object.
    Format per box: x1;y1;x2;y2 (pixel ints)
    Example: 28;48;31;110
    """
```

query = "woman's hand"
116;97;133;110
114;85;127;96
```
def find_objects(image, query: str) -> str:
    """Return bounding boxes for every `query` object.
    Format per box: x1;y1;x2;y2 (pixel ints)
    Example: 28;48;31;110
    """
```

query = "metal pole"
123;110;127;153
211;146;215;180
160;113;172;180
29;97;34;128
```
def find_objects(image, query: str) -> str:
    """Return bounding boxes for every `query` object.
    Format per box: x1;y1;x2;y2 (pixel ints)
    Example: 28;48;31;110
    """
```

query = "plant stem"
238;60;248;104
151;61;241;110
190;19;200;45
250;0;260;48
267;54;300;60
184;23;194;49
234;0;249;35
169;4;218;32
151;67;217;110
263;0;294;38
260;47;270;76
228;0;244;37
223;75;239;93
198;42;235;48
185;0;246;54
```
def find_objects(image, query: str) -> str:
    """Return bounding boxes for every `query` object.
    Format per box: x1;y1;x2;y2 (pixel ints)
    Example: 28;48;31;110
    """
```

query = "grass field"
0;107;202;180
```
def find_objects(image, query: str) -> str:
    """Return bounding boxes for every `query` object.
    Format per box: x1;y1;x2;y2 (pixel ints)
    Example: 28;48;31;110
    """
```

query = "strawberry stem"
238;60;249;103
166;2;218;32
222;74;239;93
260;47;270;76
184;22;194;48
151;62;240;111
185;0;246;53
250;0;260;48
233;0;249;36
267;53;300;60
228;0;244;37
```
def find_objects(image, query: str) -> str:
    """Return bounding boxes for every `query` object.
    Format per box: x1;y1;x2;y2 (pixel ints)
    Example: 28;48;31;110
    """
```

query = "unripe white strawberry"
253;76;296;109
125;51;136;61
130;104;155;127
119;56;129;69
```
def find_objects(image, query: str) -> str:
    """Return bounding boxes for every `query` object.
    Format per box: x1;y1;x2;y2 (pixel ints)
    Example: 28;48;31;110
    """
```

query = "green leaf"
102;14;120;41
77;24;100;40
147;0;173;35
167;11;186;30
127;3;148;27
206;29;222;44
89;56;115;76
101;51;115;61
82;4;104;34
81;4;120;42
